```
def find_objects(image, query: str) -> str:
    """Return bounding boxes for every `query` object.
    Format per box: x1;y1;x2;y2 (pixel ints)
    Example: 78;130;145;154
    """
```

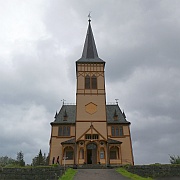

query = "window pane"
110;151;116;159
58;127;62;136
63;126;66;136
91;75;97;89
85;75;90;89
67;126;70;136
66;151;73;160
92;134;99;139
115;127;119;136
120;126;123;136
100;150;104;159
112;126;115;136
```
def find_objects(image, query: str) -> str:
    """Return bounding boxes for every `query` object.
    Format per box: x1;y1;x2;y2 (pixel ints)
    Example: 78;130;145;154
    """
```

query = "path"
73;169;130;180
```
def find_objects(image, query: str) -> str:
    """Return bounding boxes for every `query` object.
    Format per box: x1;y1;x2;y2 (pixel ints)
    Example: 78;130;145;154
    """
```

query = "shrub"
169;155;180;164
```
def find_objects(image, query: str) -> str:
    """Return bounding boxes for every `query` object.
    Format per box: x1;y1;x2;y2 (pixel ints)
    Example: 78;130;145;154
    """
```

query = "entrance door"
86;143;97;164
87;149;92;164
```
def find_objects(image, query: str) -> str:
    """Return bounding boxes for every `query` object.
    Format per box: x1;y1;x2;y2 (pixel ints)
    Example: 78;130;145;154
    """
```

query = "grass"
116;168;153;180
59;168;77;180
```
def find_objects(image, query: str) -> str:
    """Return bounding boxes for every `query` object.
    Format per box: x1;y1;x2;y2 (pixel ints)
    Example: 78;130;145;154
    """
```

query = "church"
49;19;134;166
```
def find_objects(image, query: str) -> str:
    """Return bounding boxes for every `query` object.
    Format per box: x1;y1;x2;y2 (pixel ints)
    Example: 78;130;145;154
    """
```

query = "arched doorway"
86;143;97;164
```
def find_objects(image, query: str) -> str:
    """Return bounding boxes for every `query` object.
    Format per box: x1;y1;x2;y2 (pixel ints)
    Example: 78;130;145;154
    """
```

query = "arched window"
91;75;97;89
85;75;90;89
100;148;105;159
110;147;119;159
64;147;74;160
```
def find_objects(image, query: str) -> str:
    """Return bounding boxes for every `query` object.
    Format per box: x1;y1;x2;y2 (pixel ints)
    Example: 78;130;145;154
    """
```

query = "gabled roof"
107;138;122;144
51;104;130;125
106;105;130;124
61;138;75;145
76;20;105;63
76;124;106;142
51;105;76;124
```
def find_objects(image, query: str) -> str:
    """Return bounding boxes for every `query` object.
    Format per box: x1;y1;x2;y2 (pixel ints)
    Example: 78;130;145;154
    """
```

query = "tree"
16;151;25;166
32;149;48;166
0;156;16;167
170;155;180;164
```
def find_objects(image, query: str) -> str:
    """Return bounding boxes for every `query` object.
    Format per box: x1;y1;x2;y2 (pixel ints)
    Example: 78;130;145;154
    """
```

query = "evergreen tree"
32;149;47;166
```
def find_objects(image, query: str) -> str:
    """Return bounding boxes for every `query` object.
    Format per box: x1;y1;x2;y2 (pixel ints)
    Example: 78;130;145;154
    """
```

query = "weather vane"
88;11;92;21
115;99;119;104
61;99;66;105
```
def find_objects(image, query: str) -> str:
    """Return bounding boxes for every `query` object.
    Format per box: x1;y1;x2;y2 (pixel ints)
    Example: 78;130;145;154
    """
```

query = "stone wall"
126;164;180;178
0;166;65;180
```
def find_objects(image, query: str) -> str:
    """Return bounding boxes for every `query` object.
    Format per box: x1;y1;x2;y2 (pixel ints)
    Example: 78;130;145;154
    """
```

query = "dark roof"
51;105;76;124
61;138;75;145
51;104;130;125
77;20;105;63
107;138;122;144
106;105;130;124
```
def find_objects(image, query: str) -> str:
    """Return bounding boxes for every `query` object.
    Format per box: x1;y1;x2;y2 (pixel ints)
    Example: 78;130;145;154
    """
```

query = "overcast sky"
0;0;180;165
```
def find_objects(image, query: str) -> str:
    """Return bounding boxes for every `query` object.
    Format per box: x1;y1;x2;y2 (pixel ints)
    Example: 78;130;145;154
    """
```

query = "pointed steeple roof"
77;20;105;63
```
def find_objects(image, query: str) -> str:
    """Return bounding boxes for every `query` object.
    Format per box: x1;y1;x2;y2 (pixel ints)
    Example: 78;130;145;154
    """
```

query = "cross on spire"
76;14;105;63
61;99;66;105
88;12;92;22
115;99;119;104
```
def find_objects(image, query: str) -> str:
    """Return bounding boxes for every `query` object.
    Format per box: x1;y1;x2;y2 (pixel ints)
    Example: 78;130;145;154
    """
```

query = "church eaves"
77;20;105;63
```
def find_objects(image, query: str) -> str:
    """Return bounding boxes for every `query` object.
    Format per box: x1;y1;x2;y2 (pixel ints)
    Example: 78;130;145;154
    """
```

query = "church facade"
49;20;134;166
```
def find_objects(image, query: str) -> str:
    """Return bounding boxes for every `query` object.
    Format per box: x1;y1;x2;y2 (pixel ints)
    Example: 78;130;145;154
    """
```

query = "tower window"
85;75;90;89
91;75;97;89
85;75;97;89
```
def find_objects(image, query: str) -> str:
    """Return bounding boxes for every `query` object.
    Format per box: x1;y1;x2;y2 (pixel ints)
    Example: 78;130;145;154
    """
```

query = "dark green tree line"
0;151;25;167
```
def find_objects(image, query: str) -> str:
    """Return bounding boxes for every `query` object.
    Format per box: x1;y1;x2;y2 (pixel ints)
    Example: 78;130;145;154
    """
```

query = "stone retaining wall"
126;164;180;178
0;166;65;180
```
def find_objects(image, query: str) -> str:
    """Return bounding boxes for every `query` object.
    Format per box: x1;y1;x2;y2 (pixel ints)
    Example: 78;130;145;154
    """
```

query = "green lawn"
116;168;153;180
59;168;77;180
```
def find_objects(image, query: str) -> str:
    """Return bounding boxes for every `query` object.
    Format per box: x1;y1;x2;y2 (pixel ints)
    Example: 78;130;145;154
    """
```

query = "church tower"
75;19;107;164
49;19;134;166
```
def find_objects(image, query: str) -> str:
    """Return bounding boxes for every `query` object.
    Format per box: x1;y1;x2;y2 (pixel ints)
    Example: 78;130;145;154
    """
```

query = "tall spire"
77;18;105;63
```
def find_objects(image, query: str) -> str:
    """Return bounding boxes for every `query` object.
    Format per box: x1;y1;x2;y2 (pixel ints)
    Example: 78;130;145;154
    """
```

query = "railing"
64;103;76;105
63;102;117;105
106;102;118;105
